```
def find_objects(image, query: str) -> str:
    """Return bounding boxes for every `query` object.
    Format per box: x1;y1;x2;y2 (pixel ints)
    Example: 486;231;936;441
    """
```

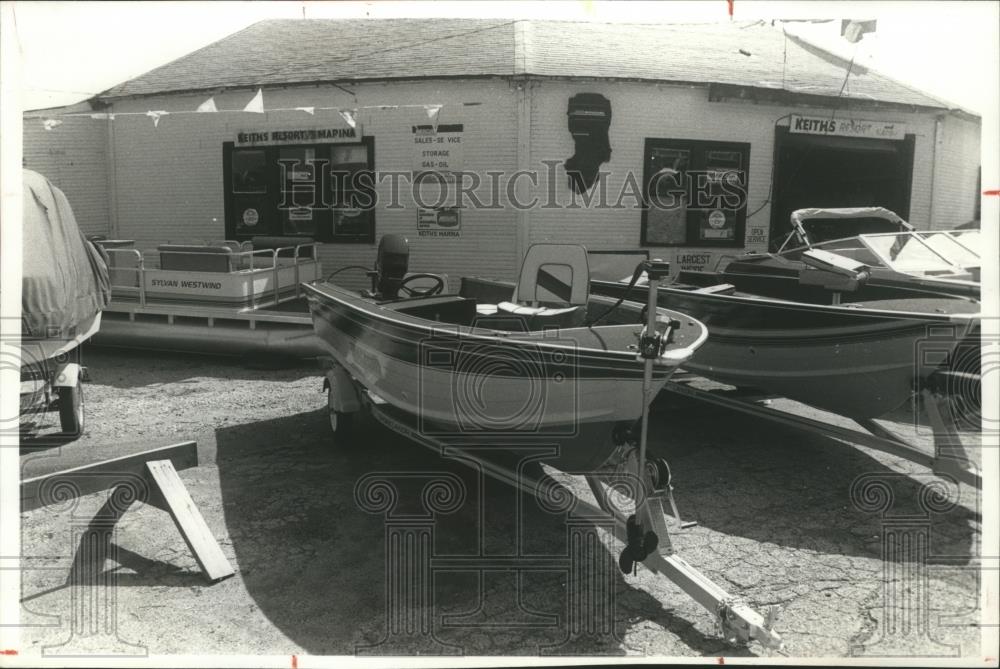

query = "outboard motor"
565;93;612;194
372;234;410;298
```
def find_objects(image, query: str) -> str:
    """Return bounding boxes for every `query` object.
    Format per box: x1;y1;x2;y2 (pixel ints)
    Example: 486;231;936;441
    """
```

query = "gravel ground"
16;344;985;660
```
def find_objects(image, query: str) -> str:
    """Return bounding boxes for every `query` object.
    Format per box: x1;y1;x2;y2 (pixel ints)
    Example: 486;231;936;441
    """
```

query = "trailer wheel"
58;380;84;436
327;387;353;438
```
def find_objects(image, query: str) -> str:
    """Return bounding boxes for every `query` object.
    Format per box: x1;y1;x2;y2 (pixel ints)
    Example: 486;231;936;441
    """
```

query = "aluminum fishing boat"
591;247;981;421
304;237;707;472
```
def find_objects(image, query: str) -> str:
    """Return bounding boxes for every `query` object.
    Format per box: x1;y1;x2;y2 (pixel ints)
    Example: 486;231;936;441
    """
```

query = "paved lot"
16;346;984;659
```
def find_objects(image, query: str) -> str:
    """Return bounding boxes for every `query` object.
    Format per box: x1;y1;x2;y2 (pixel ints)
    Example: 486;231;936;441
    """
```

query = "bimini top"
22;169;110;338
96;19;954;111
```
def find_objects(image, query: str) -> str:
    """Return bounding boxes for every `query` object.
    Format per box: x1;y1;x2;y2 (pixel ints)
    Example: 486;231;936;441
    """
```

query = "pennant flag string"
146;110;169;128
243;88;265;113
25;102;445;120
196;96;218;113
338;109;357;129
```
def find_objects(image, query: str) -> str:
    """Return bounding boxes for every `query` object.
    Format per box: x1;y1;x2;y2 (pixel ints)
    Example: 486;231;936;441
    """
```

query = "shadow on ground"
646;393;977;564
213;408;758;656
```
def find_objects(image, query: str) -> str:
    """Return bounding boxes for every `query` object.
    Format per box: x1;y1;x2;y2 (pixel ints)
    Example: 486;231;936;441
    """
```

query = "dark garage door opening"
769;126;915;247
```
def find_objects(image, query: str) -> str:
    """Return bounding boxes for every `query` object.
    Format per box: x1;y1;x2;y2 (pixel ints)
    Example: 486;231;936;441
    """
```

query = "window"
224;137;375;243
641;138;750;247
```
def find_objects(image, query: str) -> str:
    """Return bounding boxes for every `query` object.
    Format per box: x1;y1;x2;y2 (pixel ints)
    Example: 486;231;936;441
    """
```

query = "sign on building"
412;124;465;180
789;115;906;140
236;126;363;146
417;207;461;237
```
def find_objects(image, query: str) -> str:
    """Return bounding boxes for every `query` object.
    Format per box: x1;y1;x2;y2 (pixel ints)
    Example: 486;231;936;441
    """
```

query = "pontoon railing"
101;241;318;308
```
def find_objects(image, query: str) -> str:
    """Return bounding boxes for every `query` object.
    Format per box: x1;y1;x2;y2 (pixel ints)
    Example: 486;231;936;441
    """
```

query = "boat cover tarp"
21;169;110;338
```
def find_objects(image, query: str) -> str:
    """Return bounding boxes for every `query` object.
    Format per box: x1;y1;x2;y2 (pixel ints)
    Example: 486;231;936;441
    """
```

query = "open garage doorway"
769;126;915;248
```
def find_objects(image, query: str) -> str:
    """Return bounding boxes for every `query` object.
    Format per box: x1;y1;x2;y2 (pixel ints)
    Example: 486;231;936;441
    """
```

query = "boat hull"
592;280;978;420
304;282;706;470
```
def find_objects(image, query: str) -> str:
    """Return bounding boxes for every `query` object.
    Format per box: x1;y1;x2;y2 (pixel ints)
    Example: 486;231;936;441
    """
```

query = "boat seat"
692;283;736;295
495;243;590;329
158;244;235;272
251;236;315;258
495;301;587;328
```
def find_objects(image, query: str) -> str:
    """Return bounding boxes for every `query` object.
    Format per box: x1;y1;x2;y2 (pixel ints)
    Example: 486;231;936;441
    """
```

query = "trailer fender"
53;363;84;389
323;364;361;414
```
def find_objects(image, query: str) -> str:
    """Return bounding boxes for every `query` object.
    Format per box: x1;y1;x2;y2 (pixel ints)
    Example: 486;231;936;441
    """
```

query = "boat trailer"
321;261;786;652
660;373;982;490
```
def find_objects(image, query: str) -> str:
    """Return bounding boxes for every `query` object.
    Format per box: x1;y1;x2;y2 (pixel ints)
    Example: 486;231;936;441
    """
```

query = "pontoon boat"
91;237;324;357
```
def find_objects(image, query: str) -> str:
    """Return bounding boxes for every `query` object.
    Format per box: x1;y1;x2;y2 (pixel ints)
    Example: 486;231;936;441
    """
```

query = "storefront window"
224;137;375;243
232;150;266;194
641;138;750;247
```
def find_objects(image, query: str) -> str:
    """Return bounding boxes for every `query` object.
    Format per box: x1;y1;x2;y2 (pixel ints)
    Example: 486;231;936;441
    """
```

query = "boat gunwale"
302;281;708;363
590;279;981;324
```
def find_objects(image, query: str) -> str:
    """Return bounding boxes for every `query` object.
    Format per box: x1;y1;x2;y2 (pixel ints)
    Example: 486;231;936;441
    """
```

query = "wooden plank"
21;441;198;513
144;459;234;583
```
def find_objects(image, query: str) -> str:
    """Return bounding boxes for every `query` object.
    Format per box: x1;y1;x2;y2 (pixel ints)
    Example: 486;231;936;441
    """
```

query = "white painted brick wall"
930;114;981;229
24;76;980;285
106;79;520;290
23;116;111;237
527;79;943;272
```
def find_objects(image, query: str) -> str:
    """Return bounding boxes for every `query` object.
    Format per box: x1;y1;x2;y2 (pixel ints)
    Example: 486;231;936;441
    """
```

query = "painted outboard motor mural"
564;93;612;194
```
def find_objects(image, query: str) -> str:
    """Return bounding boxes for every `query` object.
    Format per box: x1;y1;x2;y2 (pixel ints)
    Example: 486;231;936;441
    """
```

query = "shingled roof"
99;18;951;110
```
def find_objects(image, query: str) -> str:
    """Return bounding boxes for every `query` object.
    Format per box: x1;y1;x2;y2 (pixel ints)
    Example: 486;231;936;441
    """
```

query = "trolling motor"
618;259;696;574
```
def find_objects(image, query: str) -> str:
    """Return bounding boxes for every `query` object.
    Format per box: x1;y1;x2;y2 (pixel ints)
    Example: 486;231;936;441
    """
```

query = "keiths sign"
790;115;905;141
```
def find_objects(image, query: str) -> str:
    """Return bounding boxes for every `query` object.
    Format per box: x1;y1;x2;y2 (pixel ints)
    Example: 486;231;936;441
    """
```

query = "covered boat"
304;237;707;472
19;169;110;434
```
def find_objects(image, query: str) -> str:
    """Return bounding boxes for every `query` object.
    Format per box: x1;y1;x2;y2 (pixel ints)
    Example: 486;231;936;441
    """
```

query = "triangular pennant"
424;104;442;121
339;109;357;129
243;89;264;113
43;119;63;131
296;106;315;115
841;19;877;44
146;111;169;128
196;96;218;113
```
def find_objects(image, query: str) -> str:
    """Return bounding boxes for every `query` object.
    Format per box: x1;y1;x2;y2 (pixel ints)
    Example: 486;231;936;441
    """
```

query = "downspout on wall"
105;110;119;238
513;20;532;264
927;113;943;230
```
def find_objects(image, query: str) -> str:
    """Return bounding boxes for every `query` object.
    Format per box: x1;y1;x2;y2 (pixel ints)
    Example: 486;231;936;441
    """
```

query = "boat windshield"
860;232;961;274
918;231;980;268
811;237;887;267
